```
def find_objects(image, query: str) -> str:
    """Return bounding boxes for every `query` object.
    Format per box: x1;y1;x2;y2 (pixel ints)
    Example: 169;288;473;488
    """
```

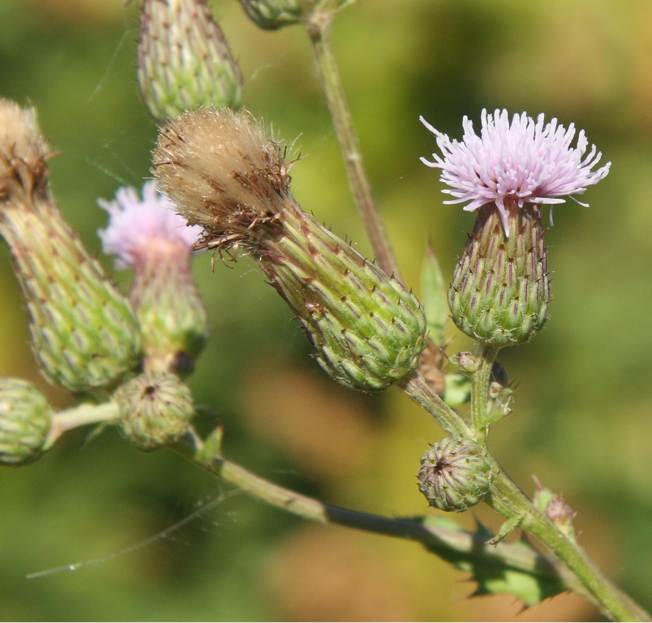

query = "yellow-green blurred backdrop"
1;0;651;620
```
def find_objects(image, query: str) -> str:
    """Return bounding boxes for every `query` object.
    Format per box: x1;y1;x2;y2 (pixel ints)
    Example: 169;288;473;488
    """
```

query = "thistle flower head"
99;181;207;377
420;109;611;234
0;101;48;202
0;99;142;393
154;108;290;252
99;181;201;269
154;108;427;391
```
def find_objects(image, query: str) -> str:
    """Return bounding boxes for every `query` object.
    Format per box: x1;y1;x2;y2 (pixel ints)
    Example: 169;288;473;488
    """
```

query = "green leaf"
443;373;472;407
420;244;448;346
419;517;566;608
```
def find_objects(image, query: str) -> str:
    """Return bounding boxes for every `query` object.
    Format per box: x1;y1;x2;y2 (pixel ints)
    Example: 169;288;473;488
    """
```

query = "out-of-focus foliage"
1;0;651;620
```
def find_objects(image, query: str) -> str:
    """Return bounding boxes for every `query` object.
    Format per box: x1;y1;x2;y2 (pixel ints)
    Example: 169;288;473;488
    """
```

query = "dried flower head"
0;101;49;201
0;99;142;393
153;108;427;391
98;181;201;269
154;107;290;252
420;109;611;234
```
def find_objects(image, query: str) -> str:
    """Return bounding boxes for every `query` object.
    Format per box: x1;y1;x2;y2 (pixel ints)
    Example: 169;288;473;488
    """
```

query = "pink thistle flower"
99;181;201;269
419;109;611;234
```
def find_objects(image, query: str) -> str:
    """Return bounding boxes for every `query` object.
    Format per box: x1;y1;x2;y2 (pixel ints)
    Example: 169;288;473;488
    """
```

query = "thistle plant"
1;1;650;621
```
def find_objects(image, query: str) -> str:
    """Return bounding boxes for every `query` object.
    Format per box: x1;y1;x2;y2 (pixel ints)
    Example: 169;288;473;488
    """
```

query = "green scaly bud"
0;378;52;466
448;204;550;347
132;254;208;375
0;100;142;393
240;0;306;29
418;436;493;512
138;0;243;122
153;108;427;391
114;371;194;450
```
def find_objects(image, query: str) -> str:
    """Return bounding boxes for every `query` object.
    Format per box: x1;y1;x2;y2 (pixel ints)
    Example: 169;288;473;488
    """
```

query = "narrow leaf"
420;244;448;346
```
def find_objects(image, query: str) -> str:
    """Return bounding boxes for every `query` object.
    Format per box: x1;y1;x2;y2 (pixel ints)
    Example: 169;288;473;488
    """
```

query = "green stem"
403;371;473;438
183;439;575;595
45;401;120;449
306;10;399;278
487;467;648;621
435;346;649;621
470;346;499;432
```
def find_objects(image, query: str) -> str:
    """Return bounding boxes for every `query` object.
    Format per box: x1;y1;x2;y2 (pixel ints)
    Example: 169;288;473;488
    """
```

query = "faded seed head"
153;108;289;251
153;108;427;391
0;100;49;204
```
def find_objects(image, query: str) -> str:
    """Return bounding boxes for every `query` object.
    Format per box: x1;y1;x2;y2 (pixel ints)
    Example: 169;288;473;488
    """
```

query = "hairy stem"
183;437;575;595
306;10;399;278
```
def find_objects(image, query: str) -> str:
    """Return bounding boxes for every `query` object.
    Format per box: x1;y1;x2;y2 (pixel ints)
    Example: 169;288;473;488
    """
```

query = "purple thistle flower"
99;181;201;269
419;109;611;234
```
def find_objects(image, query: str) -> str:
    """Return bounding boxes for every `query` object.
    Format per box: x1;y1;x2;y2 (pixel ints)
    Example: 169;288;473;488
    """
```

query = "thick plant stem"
184;440;575;595
403;371;473;438
306;11;399;278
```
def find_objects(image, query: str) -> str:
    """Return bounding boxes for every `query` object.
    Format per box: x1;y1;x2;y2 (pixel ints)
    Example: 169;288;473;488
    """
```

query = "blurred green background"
1;0;651;620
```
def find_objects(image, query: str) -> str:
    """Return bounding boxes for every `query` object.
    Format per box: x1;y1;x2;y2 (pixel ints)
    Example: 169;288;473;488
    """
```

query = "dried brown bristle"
153;108;290;251
0;100;50;203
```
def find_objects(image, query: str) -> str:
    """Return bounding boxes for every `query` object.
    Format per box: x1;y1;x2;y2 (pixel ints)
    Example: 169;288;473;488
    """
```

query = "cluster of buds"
153;108;427;391
138;0;242;122
0;100;142;393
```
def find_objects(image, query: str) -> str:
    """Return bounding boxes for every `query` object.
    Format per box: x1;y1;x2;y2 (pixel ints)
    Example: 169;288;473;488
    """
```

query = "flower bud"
533;478;576;541
239;0;305;30
153;108;427;391
0;378;52;466
448;204;550;347
0;100;142;393
99;182;207;376
138;0;242;123
418;436;493;512
114;371;194;450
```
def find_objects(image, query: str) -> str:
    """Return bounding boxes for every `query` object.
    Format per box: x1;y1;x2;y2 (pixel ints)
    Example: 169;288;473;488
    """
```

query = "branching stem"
180;435;576;596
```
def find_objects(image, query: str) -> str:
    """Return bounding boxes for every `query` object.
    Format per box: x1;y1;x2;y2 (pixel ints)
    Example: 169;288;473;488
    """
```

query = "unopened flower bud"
239;0;305;30
418;436;493;512
153;108;427;391
0;378;52;466
114;371;194;450
0;100;142;392
99;182;207;375
450;351;480;374
533;478;576;541
138;0;242;122
448;204;550;347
